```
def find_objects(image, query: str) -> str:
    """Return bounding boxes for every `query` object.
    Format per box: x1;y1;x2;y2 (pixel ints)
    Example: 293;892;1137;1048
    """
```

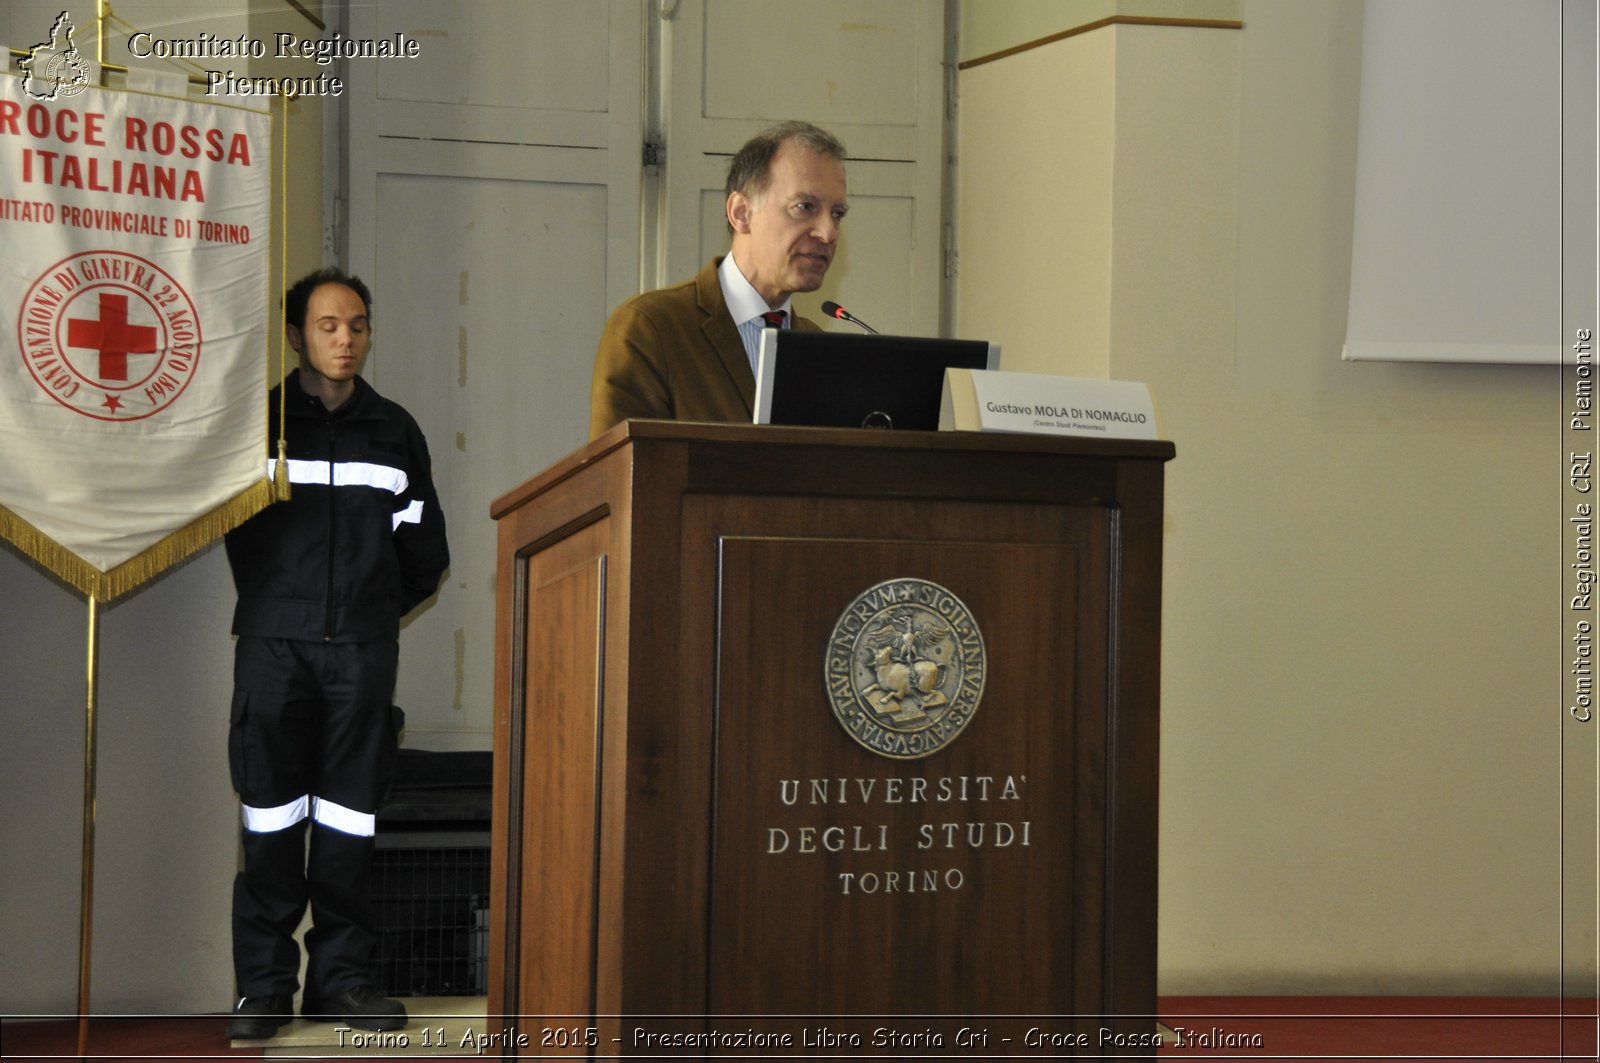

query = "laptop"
753;330;1000;431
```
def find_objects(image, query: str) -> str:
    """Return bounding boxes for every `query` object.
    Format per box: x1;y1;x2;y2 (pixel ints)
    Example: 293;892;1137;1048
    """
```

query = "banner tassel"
272;437;291;502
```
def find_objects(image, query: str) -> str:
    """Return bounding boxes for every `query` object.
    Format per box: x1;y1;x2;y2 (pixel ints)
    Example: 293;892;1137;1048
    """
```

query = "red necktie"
760;310;786;328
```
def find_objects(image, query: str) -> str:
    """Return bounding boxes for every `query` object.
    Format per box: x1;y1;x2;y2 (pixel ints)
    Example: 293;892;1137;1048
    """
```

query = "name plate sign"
939;368;1159;439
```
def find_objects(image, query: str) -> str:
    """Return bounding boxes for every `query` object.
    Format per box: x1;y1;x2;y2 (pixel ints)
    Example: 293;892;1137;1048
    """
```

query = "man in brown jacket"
589;122;848;438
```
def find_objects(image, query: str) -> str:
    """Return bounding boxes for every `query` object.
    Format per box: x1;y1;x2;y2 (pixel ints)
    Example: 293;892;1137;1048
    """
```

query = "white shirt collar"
719;252;792;326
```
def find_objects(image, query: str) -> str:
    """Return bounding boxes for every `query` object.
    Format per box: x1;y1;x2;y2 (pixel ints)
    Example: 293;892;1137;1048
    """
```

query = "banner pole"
81;4;106;1054
76;592;101;1061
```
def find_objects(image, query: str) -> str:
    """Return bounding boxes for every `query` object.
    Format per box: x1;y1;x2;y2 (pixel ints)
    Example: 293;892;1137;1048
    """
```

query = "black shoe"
302;985;408;1032
226;995;292;1040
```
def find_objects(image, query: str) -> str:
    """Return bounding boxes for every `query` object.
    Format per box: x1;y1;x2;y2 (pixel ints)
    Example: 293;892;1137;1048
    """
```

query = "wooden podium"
488;421;1174;1055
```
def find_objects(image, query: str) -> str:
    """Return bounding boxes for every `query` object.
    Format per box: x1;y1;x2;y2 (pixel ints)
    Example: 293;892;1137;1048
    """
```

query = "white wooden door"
662;0;949;335
343;0;644;747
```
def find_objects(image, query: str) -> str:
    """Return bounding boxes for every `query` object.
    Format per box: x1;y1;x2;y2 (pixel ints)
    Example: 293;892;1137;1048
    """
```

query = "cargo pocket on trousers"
380;704;406;802
227;689;251;796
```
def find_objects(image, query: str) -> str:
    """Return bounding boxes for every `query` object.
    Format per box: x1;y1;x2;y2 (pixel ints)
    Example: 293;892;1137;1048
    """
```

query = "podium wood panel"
519;528;606;1019
489;421;1173;1055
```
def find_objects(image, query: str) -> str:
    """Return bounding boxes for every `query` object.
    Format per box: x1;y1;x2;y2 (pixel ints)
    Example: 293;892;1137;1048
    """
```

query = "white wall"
956;26;1115;376
956;0;1574;994
1168;1;1556;992
0;550;241;1014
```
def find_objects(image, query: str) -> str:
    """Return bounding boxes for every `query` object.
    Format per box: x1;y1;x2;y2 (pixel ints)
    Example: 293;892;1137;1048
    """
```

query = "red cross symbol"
66;292;158;381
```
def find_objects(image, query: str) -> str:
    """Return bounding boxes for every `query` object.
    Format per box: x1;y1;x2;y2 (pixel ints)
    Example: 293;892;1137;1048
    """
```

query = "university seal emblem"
824;578;987;760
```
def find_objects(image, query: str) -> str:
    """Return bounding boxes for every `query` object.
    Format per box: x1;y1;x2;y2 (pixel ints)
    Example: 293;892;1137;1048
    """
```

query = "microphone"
820;300;879;334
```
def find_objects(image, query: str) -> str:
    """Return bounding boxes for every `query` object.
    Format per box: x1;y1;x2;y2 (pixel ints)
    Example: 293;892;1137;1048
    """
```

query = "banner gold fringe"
0;477;276;602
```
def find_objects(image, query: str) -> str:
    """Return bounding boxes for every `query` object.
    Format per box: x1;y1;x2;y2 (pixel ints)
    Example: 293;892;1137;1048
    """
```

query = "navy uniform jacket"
225;375;449;643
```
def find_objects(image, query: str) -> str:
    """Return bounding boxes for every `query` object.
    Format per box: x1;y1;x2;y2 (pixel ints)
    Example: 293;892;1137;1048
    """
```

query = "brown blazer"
588;257;820;439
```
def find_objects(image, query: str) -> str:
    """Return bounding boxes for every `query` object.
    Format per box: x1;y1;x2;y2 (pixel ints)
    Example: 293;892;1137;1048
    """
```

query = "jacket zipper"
323;415;336;641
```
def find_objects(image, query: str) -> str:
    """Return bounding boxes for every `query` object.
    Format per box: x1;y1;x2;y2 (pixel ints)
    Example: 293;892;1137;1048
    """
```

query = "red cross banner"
0;75;273;600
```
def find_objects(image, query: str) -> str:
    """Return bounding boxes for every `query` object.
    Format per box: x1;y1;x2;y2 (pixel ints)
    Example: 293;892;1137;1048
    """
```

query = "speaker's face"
729;141;848;306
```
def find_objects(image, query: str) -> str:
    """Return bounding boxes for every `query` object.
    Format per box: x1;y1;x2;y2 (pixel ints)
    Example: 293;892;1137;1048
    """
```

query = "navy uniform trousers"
228;636;401;999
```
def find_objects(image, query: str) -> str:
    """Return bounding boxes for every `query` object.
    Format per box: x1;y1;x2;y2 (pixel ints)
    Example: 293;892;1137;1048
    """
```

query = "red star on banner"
101;393;124;415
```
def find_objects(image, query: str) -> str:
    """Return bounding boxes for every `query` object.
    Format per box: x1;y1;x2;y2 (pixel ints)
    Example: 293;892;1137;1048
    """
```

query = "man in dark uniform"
223;267;449;1040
